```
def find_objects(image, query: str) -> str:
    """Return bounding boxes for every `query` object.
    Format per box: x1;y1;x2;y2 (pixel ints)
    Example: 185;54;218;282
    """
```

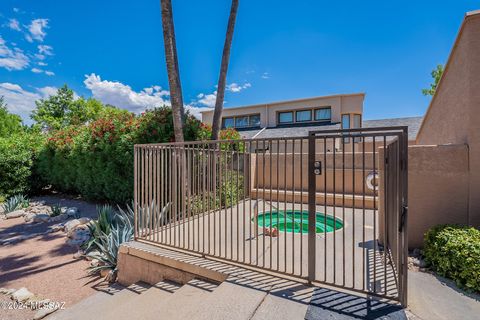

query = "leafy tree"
422;64;444;96
0;97;23;138
31;84;114;130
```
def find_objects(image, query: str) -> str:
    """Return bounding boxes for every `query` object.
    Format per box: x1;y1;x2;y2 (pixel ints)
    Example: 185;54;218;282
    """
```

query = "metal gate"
307;126;408;306
133;126;408;306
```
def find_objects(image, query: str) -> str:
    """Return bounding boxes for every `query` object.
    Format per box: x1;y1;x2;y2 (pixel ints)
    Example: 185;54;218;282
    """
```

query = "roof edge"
199;92;366;114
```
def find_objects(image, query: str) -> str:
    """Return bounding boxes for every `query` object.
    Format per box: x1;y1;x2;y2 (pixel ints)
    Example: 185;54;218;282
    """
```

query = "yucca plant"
2;194;29;214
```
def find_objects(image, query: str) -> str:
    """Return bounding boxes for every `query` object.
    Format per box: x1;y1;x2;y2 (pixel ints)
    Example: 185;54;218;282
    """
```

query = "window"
353;114;361;128
315;108;331;121
235;116;249;128
296;110;312;122
223;117;234;128
249;114;261;127
277;106;332;125
342;114;350;143
222;114;261;129
278;111;294;124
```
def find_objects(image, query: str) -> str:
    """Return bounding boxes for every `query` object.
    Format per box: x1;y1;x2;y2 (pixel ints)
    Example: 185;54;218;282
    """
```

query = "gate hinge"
399;205;408;232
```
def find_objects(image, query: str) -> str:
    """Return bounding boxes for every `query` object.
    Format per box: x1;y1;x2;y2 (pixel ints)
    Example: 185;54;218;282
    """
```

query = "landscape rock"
11;287;34;302
77;217;91;224
66;225;91;247
65;207;80;218
5;209;26;219
32;214;51;223
34;305;58;320
49;213;68;222
64;219;82;234
49;223;65;232
412;257;427;268
24;212;37;222
73;249;85;259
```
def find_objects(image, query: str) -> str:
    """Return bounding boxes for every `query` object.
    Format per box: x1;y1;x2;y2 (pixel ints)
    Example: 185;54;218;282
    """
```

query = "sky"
0;0;478;124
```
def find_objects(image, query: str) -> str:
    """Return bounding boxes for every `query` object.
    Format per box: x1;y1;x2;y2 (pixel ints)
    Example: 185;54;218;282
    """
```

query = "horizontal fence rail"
133;127;408;306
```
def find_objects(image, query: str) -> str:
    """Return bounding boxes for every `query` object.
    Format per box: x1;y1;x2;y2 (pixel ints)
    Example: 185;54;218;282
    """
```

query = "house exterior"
200;93;422;146
201;93;365;136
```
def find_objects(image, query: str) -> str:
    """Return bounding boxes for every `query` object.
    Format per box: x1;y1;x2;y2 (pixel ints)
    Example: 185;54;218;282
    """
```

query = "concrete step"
146;279;218;320
169;280;268;320
100;280;182;320
48;282;150;320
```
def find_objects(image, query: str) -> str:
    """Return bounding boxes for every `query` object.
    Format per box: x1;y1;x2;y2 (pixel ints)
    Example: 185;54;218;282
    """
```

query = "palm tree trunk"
160;0;185;142
211;0;239;141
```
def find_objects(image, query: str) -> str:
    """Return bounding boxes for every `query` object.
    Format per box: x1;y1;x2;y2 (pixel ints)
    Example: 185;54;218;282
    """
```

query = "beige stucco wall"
408;144;469;249
416;11;480;227
201;93;364;127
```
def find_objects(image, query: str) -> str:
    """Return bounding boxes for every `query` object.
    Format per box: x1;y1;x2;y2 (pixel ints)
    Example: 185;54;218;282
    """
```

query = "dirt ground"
0;195;112;320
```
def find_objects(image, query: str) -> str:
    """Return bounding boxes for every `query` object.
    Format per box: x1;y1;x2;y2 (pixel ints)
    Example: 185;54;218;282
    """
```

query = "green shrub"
424;225;480;292
36;107;202;203
0;133;43;198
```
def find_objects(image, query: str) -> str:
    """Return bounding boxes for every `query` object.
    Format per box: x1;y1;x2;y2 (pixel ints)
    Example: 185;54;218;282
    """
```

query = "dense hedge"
424;225;480;292
0;133;44;198
36;107;202;203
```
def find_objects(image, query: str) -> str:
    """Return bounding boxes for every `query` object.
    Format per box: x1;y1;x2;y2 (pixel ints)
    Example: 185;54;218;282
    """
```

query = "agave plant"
136;202;171;237
2;194;29;214
82;205;116;252
50;203;63;217
85;223;134;282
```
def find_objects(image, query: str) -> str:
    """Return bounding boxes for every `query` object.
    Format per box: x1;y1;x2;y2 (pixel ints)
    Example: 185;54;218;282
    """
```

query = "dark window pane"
296;110;312;122
249;114;261;127
223;117;234;128
315;108;331;120
278;112;293;123
235;116;249;127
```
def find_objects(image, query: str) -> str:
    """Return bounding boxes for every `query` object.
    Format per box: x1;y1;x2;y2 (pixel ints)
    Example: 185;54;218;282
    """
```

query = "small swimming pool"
253;210;343;234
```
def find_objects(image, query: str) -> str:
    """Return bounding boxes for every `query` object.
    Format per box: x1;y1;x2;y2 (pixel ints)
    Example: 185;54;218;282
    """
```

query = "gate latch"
314;161;322;175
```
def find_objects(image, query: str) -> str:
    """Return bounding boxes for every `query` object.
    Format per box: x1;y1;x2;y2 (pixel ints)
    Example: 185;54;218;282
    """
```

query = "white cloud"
26;19;49;42
0;82;56;120
261;72;270;79
84;73;171;113
0;36;29;70
196;91;217;108
226;82;251;93
83;73;211;119
30;67;55;76
38;61;47;66
7;19;21;31
38;45;53;56
13;8;20;13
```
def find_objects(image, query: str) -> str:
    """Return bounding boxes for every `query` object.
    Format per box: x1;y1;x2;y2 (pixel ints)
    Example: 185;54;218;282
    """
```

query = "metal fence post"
308;133;316;284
